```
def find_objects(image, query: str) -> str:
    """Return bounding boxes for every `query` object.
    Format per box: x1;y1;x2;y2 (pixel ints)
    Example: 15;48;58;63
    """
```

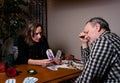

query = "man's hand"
79;32;89;49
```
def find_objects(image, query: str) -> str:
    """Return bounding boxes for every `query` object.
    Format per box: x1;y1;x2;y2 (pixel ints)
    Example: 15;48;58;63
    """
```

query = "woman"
16;22;60;66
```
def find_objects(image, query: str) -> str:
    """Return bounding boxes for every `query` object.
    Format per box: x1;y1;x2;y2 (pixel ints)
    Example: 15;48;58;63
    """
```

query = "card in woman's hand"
56;50;62;58
46;49;54;59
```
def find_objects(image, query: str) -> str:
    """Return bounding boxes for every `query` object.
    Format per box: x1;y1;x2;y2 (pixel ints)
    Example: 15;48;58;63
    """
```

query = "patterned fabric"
75;31;120;83
81;47;90;64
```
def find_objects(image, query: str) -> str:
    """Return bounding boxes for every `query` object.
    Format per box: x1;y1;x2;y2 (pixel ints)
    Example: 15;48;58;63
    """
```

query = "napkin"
5;79;16;83
23;77;38;83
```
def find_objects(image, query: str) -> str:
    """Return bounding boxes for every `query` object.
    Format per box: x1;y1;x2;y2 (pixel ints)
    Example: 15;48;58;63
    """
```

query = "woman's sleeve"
42;36;49;59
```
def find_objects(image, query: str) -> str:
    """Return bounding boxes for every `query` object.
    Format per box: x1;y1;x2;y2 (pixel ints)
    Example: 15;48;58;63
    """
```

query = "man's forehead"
83;25;89;31
83;23;92;33
84;22;92;29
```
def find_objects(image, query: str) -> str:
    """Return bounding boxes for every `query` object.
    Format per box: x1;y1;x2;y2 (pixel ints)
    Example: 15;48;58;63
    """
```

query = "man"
75;17;120;83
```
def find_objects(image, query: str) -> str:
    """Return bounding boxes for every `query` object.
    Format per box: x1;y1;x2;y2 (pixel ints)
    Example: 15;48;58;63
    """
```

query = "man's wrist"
81;43;88;49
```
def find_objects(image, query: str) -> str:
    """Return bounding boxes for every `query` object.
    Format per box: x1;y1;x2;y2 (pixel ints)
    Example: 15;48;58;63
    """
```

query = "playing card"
47;66;58;71
56;50;62;58
23;77;38;83
46;49;54;59
5;79;16;83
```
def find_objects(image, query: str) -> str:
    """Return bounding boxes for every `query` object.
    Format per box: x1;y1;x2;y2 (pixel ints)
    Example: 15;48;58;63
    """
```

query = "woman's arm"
28;59;52;67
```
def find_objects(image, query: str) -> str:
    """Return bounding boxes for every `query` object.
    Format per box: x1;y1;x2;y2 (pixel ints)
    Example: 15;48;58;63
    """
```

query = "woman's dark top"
16;35;49;64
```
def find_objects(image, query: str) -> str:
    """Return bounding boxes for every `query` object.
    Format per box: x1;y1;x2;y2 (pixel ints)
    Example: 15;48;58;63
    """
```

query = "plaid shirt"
75;31;120;83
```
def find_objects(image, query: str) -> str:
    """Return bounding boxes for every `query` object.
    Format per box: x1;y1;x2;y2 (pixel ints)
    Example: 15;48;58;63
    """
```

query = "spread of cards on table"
5;77;38;83
47;60;84;71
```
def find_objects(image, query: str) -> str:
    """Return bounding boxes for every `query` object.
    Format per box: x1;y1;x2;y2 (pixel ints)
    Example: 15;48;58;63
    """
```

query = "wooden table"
0;64;82;83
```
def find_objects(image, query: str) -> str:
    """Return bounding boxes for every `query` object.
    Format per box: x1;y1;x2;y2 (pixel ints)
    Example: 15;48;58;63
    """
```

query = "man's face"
83;22;98;43
32;26;42;42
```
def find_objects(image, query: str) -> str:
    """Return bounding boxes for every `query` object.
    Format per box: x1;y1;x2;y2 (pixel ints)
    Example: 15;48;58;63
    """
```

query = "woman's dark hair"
25;22;43;46
87;17;110;31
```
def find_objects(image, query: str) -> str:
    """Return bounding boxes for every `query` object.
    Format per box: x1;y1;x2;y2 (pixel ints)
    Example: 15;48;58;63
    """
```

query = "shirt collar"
100;31;110;37
92;31;110;45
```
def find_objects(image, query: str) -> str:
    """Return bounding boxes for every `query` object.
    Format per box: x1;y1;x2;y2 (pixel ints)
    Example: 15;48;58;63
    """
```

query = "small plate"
27;69;37;75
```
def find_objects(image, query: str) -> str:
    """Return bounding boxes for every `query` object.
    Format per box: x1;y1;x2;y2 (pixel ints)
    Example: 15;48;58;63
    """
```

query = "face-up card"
5;79;16;83
47;66;58;71
46;49;54;59
23;77;38;83
56;50;62;58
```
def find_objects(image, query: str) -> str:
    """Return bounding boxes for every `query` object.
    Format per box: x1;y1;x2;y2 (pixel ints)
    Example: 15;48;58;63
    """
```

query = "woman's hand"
53;58;61;65
40;59;53;67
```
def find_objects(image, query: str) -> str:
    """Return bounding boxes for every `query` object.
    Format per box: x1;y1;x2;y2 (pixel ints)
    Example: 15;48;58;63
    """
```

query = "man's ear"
95;23;101;32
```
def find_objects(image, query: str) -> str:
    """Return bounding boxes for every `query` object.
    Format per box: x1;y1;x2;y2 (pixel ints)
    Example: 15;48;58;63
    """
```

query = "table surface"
0;64;82;83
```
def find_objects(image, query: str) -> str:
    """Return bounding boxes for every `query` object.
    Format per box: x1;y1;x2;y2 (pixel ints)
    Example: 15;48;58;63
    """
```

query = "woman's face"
32;26;42;42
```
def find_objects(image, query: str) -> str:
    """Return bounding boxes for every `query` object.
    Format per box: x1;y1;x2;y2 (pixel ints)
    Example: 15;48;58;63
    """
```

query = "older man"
75;17;120;83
